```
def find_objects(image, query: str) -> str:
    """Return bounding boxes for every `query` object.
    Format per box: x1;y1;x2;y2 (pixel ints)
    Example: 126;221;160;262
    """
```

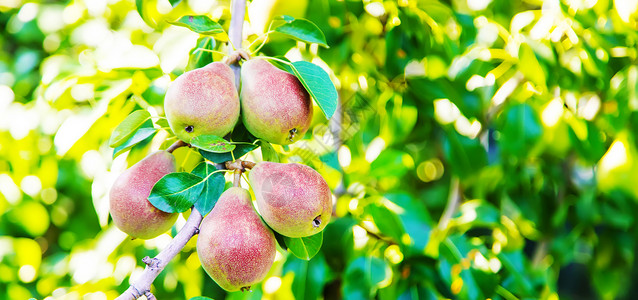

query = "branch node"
144;291;157;300
142;256;152;266
131;285;143;299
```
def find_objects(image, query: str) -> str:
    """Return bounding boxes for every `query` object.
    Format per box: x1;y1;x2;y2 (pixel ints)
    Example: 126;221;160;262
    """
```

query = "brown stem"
224;159;256;171
225;159;243;171
242;160;256;169
116;207;204;300
166;140;188;153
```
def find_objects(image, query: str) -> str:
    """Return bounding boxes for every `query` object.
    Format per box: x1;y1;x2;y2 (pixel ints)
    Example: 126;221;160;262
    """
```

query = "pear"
109;151;178;239
164;62;240;143
197;187;276;292
249;162;332;237
240;59;313;145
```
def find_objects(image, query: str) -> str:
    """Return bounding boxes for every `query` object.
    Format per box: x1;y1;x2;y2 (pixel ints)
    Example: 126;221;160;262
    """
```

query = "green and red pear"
164;62;240;143
249;162;332;237
197;187;276;292
109;151;178;239
240;58;313;145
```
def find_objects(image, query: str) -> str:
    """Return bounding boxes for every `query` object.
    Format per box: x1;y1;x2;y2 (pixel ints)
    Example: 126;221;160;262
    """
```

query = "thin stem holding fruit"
242;160;256;169
233;169;242;187
166;140;188;153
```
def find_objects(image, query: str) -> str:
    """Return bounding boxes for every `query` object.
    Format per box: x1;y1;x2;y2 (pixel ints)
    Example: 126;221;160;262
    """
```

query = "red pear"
197;187;276;292
240;58;313;145
109;151;178;239
249;162;332;237
164;62;240;143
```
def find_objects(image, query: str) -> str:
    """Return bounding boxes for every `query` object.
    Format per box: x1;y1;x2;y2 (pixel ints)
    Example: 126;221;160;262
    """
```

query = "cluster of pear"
164;59;312;145
108;58;333;292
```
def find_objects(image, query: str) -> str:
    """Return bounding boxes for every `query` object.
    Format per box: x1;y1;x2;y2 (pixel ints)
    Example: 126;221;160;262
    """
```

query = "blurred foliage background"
2;0;638;299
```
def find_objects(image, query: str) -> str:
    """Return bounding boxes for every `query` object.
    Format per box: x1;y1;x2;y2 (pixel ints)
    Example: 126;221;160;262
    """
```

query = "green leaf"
283;253;332;300
453;199;500;229
259;140;279;162
109;110;151;148
112;124;157;159
499;103;543;158
343;256;390;298
168;0;182;7
365;203;404;243
155;117;170;129
188;36;215;69
198;143;258;163
274;17;328;48
284;231;323;260
148;172;205;213
135;0;154;27
290;61;338;119
191;162;225;216
518;43;546;88
168;15;225;35
190;135;235;153
442;131;487;179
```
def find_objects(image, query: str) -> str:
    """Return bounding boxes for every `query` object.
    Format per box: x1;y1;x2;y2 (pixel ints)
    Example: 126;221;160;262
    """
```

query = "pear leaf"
109;110;151;148
284;231;323;260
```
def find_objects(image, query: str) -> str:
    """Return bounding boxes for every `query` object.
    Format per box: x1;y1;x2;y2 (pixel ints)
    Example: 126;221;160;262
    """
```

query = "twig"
116;207;204;300
437;177;461;230
359;223;397;245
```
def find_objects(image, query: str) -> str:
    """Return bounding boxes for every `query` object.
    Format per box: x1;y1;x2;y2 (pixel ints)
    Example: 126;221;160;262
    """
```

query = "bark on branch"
115;207;204;300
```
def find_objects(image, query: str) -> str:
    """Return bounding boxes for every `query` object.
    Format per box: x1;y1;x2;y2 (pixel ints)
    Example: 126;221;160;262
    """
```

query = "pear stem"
115;207;204;300
233;169;242;187
166;140;189;153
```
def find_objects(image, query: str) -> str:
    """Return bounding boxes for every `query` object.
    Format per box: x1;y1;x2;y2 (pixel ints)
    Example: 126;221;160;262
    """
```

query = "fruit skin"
240;59;313;145
164;62;240;143
197;187;276;292
250;162;332;237
109;151;178;239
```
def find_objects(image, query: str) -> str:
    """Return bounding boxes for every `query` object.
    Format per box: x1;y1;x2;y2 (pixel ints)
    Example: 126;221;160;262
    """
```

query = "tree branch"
116;207;204;300
228;0;247;89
